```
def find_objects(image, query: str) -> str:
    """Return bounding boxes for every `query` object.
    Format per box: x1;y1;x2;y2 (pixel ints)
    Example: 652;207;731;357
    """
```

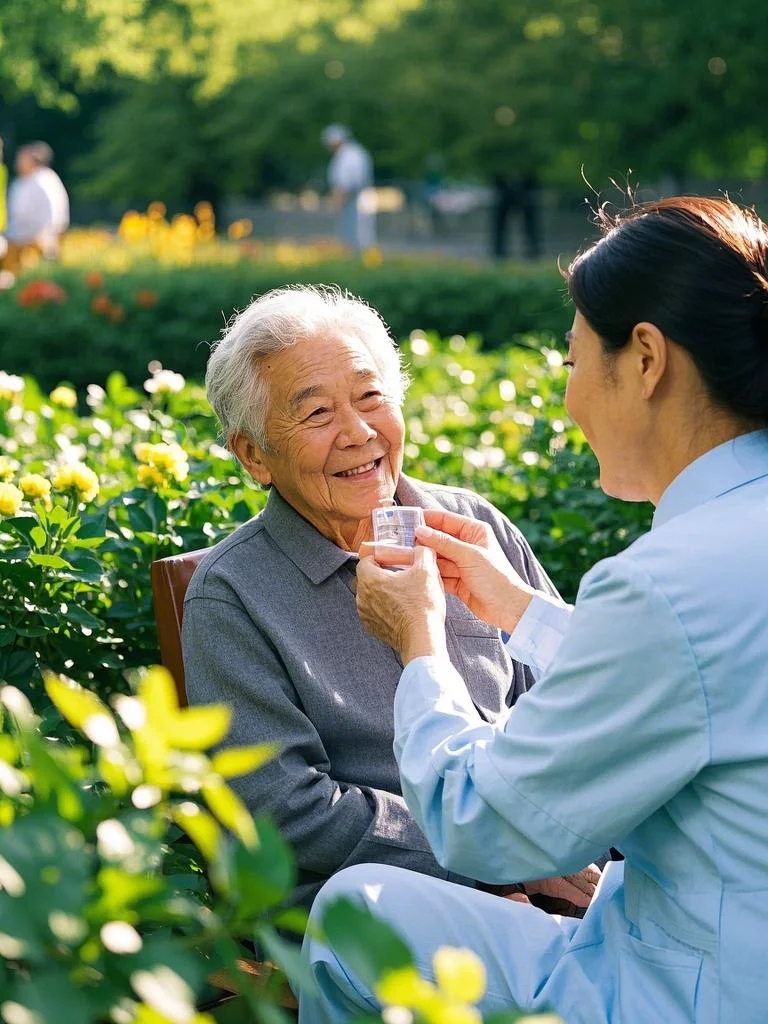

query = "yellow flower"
146;442;189;482
49;385;78;409
51;463;100;503
362;246;384;268
134;441;153;463
0;482;23;516
0;456;18;482
432;948;487;1005
375;967;444;1017
0;372;24;403
19;473;51;502
137;464;166;489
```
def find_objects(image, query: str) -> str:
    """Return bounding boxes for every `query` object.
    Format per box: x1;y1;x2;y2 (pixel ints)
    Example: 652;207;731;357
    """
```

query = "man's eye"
307;407;330;419
563;359;574;368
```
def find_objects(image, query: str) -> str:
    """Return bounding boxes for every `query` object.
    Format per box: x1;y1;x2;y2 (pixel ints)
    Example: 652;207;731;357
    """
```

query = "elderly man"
321;124;376;252
4;141;70;272
183;284;597;910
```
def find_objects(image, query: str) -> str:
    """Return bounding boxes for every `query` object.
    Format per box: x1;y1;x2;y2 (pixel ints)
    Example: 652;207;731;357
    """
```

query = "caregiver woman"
300;196;768;1024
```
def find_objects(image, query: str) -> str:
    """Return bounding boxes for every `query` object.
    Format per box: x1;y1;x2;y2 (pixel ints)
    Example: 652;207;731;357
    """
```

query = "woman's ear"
230;433;272;486
630;322;668;400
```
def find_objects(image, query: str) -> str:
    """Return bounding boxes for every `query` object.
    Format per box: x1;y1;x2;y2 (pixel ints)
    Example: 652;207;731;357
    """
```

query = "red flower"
108;304;125;323
16;279;67;307
136;289;158;309
85;271;104;289
91;294;111;315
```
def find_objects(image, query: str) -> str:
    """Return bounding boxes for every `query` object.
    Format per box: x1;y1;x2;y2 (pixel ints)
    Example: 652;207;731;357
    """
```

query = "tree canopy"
3;0;767;201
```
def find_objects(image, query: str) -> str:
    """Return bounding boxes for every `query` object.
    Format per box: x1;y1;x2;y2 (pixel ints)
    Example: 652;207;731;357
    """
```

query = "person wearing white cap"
321;124;376;252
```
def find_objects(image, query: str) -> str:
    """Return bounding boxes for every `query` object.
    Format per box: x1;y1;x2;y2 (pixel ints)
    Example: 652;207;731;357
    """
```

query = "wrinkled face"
564;311;649;501
248;331;405;548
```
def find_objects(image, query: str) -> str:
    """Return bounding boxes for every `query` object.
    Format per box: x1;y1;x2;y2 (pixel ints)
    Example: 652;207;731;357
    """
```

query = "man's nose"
338;408;377;445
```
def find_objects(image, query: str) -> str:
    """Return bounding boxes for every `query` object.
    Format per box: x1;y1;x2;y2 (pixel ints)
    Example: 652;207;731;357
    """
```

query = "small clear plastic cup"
372;505;424;568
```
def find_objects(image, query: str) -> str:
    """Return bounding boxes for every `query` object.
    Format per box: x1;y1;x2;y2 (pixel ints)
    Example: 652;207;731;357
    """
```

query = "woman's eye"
563;359;574;368
307;407;330;419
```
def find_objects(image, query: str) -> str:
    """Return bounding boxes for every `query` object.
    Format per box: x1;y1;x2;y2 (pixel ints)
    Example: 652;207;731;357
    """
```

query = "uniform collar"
653;429;768;529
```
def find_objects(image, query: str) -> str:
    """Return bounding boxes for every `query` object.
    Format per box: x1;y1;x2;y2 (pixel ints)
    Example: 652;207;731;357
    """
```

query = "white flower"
144;369;185;395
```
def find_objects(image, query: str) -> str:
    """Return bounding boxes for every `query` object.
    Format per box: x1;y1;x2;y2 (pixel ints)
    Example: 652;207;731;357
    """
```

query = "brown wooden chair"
150;548;298;1013
150;548;209;706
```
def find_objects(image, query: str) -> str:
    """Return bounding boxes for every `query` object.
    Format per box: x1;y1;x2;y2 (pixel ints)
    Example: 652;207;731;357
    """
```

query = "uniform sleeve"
182;589;466;882
472;496;568;687
504;593;573;677
393;556;710;884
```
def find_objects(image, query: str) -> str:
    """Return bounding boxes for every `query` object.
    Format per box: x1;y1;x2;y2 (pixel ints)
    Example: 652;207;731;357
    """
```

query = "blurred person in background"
0;138;7;236
490;172;542;261
321;124;376;252
3;141;70;276
0;138;8;284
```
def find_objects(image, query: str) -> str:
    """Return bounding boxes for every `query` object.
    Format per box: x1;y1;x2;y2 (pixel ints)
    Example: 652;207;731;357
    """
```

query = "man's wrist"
499;587;535;636
400;619;448;665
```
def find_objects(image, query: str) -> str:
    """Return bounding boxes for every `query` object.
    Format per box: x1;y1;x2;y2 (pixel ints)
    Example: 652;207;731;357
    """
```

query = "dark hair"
566;196;768;422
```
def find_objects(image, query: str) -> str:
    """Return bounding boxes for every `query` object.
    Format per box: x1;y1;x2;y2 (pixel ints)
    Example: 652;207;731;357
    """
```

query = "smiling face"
234;331;405;550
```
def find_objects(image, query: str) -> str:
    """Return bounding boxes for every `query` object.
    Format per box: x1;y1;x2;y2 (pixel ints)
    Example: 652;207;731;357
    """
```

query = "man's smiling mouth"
334;457;382;478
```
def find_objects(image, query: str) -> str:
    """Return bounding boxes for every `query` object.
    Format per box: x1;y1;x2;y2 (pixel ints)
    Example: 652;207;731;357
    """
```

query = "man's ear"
230;433;272;486
630;322;668;400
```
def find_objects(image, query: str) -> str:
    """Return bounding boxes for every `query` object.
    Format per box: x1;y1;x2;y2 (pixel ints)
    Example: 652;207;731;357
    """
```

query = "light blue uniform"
301;430;768;1023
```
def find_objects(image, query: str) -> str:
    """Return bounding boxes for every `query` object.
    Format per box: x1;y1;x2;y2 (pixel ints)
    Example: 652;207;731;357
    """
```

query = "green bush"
0;261;570;392
0;667;305;1023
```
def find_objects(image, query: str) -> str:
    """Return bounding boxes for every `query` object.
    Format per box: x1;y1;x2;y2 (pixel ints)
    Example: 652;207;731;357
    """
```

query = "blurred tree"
5;0;768;204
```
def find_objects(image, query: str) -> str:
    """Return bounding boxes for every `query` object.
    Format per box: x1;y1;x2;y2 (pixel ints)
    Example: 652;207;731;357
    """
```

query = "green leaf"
62;605;105;630
63;554;104;582
0;649;38;687
321;896;414;989
28;553;72;570
44;675;113;732
172;804;221;862
3;516;41;546
7;965;100;1022
48;504;70;528
201;778;257;848
0;814;91;962
211;743;278;778
223;818;295;915
77;511;108;539
127;503;154;532
271;905;309;935
257;924;317;998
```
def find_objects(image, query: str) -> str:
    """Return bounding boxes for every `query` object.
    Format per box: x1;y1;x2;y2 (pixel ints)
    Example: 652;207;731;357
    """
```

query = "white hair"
205;284;409;451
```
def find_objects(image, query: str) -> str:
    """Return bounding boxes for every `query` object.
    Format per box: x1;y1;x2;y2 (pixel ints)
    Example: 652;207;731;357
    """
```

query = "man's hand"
415;509;536;634
523;864;602;917
356;545;449;664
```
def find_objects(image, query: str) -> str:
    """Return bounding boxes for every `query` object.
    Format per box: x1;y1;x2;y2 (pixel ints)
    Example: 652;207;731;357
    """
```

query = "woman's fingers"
415;524;485;566
422;508;491;545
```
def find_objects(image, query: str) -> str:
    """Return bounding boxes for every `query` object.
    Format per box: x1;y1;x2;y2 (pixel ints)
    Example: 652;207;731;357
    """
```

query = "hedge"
0;260;572;391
